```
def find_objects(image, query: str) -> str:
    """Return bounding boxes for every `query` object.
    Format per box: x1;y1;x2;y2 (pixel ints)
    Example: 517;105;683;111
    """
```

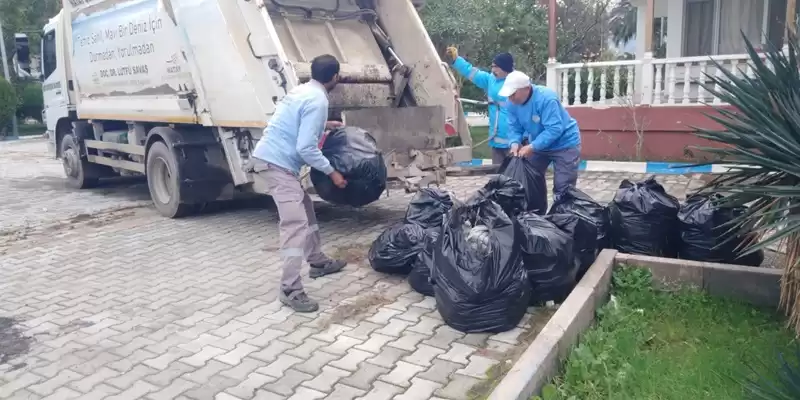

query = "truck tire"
60;133;100;189
146;141;193;218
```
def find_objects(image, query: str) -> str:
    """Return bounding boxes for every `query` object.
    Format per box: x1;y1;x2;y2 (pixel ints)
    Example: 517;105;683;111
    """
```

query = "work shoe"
309;259;347;278
280;290;319;313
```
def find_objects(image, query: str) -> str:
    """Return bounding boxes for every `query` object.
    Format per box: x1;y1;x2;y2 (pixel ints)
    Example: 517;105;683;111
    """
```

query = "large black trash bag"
549;186;610;249
498;157;548;215
368;223;427;274
432;199;531;333
518;213;577;304
469;175;527;217
404;188;457;229
310;126;387;207
408;230;439;296
609;176;680;257
545;213;599;281
678;193;764;266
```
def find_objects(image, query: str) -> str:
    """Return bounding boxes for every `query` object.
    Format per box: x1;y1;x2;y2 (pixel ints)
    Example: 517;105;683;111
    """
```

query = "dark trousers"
526;145;581;199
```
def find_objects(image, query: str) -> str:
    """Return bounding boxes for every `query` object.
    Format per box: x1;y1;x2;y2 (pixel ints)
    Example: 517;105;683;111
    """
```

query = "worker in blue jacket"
444;46;514;165
498;70;582;200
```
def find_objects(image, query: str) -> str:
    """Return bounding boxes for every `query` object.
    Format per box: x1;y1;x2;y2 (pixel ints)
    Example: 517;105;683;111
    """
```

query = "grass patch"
445;126;491;160
538;266;797;400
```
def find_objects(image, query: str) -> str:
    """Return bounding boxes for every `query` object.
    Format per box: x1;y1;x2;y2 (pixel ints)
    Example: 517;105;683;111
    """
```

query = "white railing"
549;53;768;107
553;60;642;107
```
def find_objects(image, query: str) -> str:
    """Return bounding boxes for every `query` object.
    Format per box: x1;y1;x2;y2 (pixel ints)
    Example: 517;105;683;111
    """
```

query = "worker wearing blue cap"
444;47;515;165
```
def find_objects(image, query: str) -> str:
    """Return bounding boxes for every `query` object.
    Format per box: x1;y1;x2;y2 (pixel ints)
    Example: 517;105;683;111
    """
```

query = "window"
684;0;715;56
718;0;765;54
41;30;57;80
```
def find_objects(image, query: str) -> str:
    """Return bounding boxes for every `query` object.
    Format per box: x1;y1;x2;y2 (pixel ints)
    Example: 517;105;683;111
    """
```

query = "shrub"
16;81;43;121
0;78;17;135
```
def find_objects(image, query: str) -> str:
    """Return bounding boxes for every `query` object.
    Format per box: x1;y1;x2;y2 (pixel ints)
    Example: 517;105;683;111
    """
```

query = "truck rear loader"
40;0;473;217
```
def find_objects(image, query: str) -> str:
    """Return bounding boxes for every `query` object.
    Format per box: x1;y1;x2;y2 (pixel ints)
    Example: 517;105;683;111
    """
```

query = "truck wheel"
146;141;193;218
61;134;100;189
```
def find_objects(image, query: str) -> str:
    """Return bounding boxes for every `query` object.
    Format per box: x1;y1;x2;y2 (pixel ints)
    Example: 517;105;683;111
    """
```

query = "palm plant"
692;27;800;334
741;345;800;399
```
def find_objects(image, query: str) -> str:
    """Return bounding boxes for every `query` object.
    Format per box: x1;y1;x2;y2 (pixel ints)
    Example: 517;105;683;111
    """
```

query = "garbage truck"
39;0;472;218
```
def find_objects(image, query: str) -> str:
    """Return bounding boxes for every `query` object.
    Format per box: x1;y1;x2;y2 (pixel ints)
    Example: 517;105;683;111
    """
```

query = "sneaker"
309;259;347;278
280;290;319;313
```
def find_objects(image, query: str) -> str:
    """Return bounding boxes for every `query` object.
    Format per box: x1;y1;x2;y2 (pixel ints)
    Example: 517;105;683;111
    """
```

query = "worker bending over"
444;46;515;165
249;54;348;313
499;71;582;200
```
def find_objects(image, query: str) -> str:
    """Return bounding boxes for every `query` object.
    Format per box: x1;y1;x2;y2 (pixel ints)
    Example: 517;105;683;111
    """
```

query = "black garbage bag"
368;223;427;274
678;193;764;266
518;212;577;304
498;157;548;215
608;176;680;257
310;126;387;207
404;188;457;229
432;198;531;333
545;213;598;281
549;186;610;249
408;230;439;296
469;175;527;217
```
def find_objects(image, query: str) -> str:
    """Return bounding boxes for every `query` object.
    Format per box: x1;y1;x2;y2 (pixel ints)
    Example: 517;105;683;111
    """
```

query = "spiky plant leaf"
740;345;800;400
691;27;800;333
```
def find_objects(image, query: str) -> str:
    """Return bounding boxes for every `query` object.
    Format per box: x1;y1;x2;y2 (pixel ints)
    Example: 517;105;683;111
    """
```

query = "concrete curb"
488;251;783;399
458;159;729;174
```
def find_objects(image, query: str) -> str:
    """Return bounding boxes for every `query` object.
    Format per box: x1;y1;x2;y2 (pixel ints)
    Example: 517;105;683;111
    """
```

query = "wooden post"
787;0;797;40
548;0;557;59
644;0;655;52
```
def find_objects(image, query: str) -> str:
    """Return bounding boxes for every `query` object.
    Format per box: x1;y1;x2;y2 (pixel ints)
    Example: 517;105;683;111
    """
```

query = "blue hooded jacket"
507;85;581;152
452;57;511;149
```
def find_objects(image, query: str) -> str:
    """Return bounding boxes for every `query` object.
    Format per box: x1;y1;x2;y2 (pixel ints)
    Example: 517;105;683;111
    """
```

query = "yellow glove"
444;46;458;64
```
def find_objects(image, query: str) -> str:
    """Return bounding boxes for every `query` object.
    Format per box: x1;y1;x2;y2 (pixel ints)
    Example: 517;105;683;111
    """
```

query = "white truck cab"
41;0;472;218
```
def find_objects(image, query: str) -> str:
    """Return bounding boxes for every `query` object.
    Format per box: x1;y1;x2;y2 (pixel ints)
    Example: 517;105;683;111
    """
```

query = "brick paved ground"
0;138;710;400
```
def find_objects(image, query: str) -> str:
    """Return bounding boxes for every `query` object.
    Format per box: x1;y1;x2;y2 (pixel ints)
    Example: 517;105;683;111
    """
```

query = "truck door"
41;27;68;155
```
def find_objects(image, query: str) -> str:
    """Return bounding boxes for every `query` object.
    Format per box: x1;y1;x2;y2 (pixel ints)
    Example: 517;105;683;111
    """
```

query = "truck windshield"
41;30;57;80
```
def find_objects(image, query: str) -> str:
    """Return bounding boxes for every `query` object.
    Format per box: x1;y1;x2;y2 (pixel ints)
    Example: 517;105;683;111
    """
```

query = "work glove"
444;46;458;64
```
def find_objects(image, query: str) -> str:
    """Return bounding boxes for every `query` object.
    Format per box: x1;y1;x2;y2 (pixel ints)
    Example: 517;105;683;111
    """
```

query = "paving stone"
302;366;351;393
251;390;285;400
457;355;501;379
437;343;476;365
29;370;84;396
387;332;429;352
279;327;316;345
147;378;197;400
107;381;158;400
435;374;482;400
366;347;411;369
263;369;312;396
321;336;363;356
286;338;326;359
225;373;278;399
402;344;446;368
183;375;239;400
378;361;425;388
185;360;233;384
69;367;120;393
310;324;352;343
417;359;462;385
107;364;158;389
250;340;294;363
295;351;339;375
220;357;266;381
374;319;411;337
394;378;442;400
75;383;121;400
325;383;366;400
285;387;325;400
329;349;373;372
257;355;303;378
488;327;526;345
354;381;403;400
365;308;402;324
41;387;80;400
340;363;389;391
406;317;443;335
353;333;394;354
423;326;465;350
216;343;259;366
246;329;287;347
144;362;197;387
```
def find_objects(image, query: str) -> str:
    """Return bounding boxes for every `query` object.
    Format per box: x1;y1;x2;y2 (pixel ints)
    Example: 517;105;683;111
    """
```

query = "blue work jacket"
507;84;581;152
452;57;511;148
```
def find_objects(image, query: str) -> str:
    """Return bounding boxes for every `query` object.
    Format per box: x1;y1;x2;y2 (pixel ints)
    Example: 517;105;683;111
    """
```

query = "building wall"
569;105;731;162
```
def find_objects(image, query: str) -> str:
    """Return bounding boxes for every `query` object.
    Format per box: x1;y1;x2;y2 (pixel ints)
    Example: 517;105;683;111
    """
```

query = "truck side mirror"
14;33;31;75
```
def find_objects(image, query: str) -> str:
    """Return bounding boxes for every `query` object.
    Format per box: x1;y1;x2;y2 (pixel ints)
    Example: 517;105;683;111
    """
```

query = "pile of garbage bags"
498;157;548;215
677;193;764;266
311;126;388;207
366;171;764;334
